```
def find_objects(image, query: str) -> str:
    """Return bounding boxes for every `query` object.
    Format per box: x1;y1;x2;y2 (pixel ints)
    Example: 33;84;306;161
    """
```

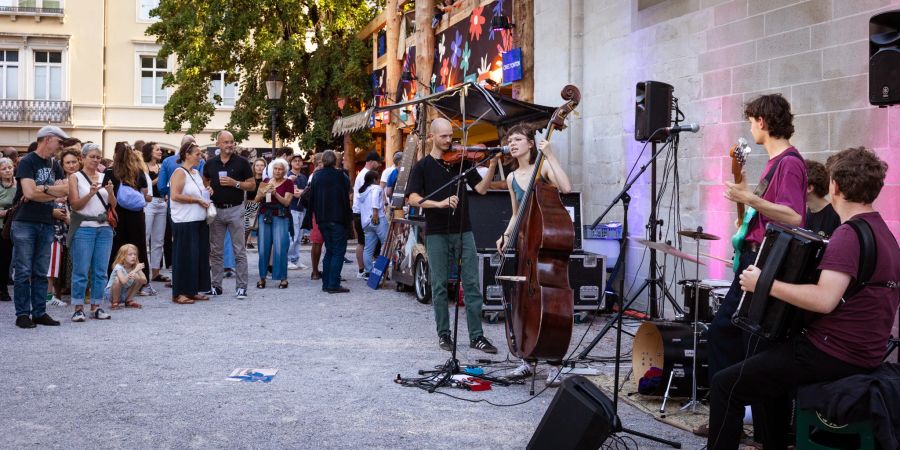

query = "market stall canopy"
331;83;557;137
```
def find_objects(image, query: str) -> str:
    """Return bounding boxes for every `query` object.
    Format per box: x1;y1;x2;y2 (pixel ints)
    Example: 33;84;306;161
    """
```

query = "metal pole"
270;104;277;157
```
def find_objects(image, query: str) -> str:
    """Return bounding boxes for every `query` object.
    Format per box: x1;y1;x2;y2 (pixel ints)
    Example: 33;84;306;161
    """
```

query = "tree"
147;0;378;149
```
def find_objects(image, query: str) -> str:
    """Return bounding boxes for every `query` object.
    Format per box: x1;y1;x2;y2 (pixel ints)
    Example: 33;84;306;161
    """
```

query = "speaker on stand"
869;10;900;107
635;81;673;143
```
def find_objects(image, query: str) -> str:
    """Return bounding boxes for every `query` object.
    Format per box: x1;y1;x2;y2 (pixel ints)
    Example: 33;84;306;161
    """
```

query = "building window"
6;0;62;9
140;55;168;105
33;50;62;100
0;50;18;99
137;0;159;22
209;72;237;107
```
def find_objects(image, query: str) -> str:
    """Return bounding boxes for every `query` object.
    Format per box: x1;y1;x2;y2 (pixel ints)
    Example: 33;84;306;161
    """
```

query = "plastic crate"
584;222;623;240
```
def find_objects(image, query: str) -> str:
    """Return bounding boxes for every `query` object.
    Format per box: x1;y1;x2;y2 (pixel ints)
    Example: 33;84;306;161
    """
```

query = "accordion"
733;223;828;341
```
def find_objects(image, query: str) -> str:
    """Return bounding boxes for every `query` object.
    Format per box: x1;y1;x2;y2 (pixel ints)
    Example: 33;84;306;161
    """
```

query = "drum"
681;279;730;322
632;321;709;397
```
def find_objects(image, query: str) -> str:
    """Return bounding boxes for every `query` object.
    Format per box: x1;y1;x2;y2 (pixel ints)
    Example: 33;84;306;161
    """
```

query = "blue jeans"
319;222;347;290
362;218;388;273
258;215;290;281
69;226;114;305
11;221;54;317
287;209;305;263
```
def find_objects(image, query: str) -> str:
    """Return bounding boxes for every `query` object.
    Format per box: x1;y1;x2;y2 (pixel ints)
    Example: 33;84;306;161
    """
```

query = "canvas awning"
331;108;374;137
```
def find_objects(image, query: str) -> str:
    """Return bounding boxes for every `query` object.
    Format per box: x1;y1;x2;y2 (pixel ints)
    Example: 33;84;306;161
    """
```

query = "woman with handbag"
169;142;212;304
106;142;151;294
243;158;266;249
254;159;293;289
0;157;16;302
67;143;117;321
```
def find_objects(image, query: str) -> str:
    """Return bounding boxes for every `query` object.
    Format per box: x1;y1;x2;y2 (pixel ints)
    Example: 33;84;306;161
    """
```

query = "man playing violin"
699;94;808;441
407;118;501;354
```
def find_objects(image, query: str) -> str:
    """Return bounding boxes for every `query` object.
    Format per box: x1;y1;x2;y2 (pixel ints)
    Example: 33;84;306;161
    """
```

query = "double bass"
496;85;581;363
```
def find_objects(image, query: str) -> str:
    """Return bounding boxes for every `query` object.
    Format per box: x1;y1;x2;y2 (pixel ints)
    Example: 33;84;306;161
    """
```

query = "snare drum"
681;279;731;322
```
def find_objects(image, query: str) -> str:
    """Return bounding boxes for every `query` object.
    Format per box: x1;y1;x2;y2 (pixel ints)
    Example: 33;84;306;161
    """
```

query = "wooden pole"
512;0;534;102
384;0;402;167
415;0;434;129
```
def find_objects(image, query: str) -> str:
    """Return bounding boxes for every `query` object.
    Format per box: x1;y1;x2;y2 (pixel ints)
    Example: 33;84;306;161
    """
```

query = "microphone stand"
416;152;509;392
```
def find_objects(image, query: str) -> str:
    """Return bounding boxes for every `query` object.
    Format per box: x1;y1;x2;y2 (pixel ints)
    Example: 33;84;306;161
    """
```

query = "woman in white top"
67;143;117;321
358;170;388;276
168;142;212;305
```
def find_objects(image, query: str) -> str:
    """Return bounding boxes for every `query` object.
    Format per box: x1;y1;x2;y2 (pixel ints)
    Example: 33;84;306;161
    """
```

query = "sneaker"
356;271;368;279
510;363;533;379
439;334;454;351
236;288;248;299
546;366;562;386
93;308;111;320
15;315;36;329
287;262;301;270
71;310;86;322
343;257;352;265
139;285;157;296
32;314;60;326
206;286;223;296
469;336;498;354
47;296;67;306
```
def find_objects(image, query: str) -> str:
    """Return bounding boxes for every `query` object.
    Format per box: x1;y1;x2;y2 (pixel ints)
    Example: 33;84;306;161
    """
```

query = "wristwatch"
42;185;49;194
235;181;241;189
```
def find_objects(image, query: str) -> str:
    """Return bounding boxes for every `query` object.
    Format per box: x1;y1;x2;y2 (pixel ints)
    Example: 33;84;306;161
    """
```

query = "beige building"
0;0;268;154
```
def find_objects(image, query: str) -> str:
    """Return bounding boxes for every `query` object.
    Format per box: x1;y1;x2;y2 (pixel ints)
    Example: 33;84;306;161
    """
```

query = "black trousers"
707;249;758;380
0;236;11;292
708;334;870;450
171;220;210;296
111;207;150;281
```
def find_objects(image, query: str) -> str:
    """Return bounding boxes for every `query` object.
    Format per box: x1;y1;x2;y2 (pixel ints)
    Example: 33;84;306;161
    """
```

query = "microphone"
451;144;511;154
664;123;700;134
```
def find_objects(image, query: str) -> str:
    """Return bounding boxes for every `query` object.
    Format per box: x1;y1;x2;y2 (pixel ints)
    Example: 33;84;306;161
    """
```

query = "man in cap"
11;126;69;328
351;151;382;277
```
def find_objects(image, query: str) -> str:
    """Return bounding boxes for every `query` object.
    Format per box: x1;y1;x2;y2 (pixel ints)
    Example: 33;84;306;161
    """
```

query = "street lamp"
265;69;284;158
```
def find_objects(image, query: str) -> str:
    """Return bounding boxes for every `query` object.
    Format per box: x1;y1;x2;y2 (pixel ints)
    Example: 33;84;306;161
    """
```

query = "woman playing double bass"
495;123;573;381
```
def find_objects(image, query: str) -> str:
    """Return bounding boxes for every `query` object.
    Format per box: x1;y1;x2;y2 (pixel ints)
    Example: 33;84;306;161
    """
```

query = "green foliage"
146;0;377;150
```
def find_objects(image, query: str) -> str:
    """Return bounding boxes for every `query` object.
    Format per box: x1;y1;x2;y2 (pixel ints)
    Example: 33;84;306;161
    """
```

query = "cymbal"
678;229;721;241
637;239;705;265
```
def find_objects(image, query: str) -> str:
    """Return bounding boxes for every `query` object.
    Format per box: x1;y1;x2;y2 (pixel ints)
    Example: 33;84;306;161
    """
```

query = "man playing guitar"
708;147;900;449
700;94;808;441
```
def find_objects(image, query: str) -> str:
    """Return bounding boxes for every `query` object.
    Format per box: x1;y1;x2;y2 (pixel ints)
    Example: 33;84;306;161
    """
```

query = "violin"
440;144;497;164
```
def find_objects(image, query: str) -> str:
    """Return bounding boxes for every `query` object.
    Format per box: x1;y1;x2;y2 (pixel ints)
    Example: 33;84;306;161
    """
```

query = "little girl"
106;244;146;310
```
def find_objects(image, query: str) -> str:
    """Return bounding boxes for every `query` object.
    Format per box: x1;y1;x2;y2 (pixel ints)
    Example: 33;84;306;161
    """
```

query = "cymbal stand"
680;227;704;413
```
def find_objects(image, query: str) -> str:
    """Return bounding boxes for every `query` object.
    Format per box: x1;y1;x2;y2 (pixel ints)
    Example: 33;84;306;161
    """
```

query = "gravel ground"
0;245;705;449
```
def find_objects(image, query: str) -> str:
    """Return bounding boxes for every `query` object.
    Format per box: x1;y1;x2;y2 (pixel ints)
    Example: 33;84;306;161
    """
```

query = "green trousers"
425;231;484;342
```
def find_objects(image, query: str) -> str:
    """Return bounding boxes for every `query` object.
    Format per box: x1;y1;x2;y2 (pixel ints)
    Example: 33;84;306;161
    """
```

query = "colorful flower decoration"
460;42;471;75
469;7;485;41
478;54;490;77
437;33;446;63
440;57;450;87
450;30;462;69
497;29;513;53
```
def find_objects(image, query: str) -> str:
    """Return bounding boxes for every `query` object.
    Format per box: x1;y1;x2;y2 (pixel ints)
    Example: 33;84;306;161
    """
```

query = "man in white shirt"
351;151;382;278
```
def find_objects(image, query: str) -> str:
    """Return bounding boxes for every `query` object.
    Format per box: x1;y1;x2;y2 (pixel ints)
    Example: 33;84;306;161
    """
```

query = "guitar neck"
734;172;745;219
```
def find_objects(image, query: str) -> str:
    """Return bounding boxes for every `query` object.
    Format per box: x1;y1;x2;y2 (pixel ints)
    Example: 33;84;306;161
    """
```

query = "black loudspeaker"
635;81;673;142
468;191;584;251
870;10;900;106
528;376;619;450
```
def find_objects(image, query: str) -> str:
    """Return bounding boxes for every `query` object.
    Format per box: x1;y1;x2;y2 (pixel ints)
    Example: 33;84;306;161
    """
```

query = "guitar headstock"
729;137;751;182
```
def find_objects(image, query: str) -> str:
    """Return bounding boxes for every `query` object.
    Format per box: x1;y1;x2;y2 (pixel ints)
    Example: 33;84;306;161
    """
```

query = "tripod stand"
575;135;682;448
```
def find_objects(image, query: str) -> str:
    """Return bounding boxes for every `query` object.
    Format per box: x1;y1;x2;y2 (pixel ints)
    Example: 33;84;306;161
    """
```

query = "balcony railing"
0;99;71;123
0;6;64;14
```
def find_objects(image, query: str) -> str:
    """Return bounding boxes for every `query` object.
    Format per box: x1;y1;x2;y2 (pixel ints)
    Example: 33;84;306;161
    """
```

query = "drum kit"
632;227;729;412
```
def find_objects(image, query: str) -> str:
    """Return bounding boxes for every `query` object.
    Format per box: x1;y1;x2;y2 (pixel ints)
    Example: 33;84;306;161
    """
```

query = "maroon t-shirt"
261;178;294;207
806;212;900;368
745;148;807;245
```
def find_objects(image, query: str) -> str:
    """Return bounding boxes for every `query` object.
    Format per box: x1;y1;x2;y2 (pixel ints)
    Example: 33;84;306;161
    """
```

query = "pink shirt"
745;148;807;245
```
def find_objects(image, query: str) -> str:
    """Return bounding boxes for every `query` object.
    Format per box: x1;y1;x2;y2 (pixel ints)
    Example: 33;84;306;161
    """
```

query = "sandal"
278;280;289;289
172;296;194;304
189;294;209;301
151;274;171;282
257;279;266;289
124;300;142;309
110;302;121;310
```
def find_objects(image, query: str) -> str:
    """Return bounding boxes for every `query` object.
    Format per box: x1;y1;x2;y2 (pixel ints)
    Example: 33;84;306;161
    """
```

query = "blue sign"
502;48;523;83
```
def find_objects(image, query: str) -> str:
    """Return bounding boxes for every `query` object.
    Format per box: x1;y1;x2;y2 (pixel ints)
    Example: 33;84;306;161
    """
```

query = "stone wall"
535;0;900;307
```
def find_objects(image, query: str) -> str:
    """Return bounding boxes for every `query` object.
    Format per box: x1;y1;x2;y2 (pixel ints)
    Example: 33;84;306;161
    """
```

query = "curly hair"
112;141;142;187
825;147;888;205
743;93;794;139
141;141;159;163
805;160;829;198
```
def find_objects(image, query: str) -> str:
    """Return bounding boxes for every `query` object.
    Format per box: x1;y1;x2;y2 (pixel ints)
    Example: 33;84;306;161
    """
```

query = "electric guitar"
729;138;752;272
